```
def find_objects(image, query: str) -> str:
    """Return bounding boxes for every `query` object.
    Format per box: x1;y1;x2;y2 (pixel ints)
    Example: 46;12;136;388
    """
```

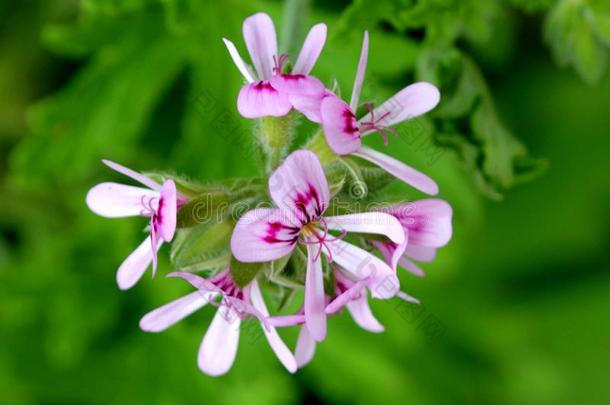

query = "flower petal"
373;239;409;274
86;182;158;218
390;199;452;247
325;240;398;299
222;38;255;83
350;31;369;111
405;244;437;262
268;150;330;224
167;271;223;294
398;256;426;277
320;95;361;155
268;314;306;327
325;212;405;244
325;276;369;314
289;90;332;123
248;280;297;373
231;208;299;262
353;146;439;195
269;74;324;97
359;82;440;133
116;237;162;290
292;23;327;75
139;291;212;332
346;292;384;333
237;81;292;118
158;179;177;242
198;307;241;376
243;12;277;80
102;159;161;190
304;243;327;341
295;325;316;368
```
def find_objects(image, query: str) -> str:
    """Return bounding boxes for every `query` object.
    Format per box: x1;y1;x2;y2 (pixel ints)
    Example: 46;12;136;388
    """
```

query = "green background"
1;0;609;404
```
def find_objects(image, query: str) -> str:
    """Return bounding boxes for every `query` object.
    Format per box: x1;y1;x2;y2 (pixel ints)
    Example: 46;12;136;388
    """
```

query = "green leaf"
169;219;233;272
230;256;264;289
545;0;610;85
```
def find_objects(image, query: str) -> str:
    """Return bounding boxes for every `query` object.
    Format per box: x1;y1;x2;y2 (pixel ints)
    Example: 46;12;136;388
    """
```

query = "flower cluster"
86;12;453;376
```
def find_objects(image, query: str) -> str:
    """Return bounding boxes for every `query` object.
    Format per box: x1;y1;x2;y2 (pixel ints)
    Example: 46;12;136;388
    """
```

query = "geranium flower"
296;32;441;195
373;199;453;277
231;150;405;342
223;12;326;118
86;160;183;290
140;270;297;376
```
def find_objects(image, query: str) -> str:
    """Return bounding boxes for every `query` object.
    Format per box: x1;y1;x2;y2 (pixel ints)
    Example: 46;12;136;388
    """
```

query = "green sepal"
230;256;264;289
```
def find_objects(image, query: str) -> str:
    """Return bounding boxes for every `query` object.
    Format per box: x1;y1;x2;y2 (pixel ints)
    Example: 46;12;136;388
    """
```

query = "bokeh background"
1;0;610;404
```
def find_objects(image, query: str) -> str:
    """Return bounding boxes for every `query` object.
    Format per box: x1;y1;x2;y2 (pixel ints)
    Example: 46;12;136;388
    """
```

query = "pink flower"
230;150;405;342
223;12;327;118
139;270;297;376
374;199;453;277
270;265;419;368
86;160;182;290
298;32;441;195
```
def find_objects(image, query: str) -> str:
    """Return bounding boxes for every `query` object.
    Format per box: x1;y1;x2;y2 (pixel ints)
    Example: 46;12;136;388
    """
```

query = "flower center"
358;102;397;145
272;53;289;75
299;217;347;262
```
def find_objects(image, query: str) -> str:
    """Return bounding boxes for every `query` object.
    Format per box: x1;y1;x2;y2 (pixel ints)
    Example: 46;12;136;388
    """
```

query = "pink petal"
222;38;255;83
243;12;277;80
295;325;316;368
237;81;292;118
102;160;161;191
353;146;439;195
86;182;158;218
231;208;299;262
349;31;369;111
139;291;212;332
394;199;452;247
289;90;332;123
373;238;409;273
167;271;223;294
320;95;361;155
325;212;405;244
292;23;327;75
198;307;241;376
325;277;369;314
346;292;384;333
248;280;297;373
304;243;327;341
116;237;162;290
268;150;330;225
398;256;426;277
158;179;177;242
405;244;437;262
359;82;440;133
269;74;324;97
268;314;306;327
325;240;398;299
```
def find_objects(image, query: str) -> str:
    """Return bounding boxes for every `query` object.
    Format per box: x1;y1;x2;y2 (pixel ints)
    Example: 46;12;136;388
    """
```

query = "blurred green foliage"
1;0;609;404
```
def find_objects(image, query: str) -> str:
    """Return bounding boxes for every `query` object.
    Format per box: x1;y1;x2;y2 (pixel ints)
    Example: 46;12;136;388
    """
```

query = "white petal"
304;243;327;341
243;12;277;80
346;292;384;333
116;238;162;290
248;280;297;372
359;82;440;131
292;23;327;75
102;160;161;190
325;212;405;244
350;31;369;111
295;326;316;368
86;182;158;218
139;291;212;332
222;38;255;83
353;146;439;195
198;307;241;376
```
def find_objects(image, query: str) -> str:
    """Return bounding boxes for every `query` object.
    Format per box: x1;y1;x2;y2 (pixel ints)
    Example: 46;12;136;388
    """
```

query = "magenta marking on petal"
342;108;359;137
262;221;300;245
254;80;277;92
